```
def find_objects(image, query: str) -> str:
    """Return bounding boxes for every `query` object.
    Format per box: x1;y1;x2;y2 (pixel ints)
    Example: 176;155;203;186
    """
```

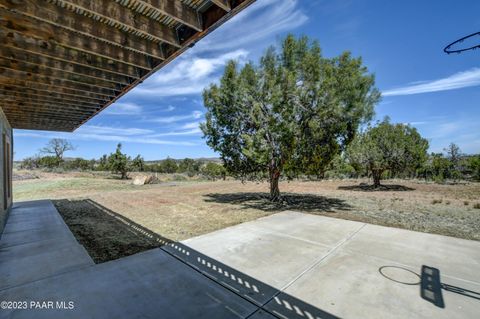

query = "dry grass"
13;171;480;241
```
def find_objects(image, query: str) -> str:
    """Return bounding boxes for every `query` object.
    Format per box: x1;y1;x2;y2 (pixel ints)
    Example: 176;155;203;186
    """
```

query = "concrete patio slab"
0;249;257;319
2;218;65;234
0;238;82;259
185;211;480;319
0;244;93;291
0;201;75;248
238;210;365;246
341;223;480;282
267;250;479;319
180;222;332;290
0;222;75;248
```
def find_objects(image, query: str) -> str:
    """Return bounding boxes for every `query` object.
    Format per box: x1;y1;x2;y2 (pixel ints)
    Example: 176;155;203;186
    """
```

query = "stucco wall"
0;107;13;236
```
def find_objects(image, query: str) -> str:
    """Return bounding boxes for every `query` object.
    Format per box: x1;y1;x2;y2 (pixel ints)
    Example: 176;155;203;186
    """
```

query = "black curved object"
444;31;480;54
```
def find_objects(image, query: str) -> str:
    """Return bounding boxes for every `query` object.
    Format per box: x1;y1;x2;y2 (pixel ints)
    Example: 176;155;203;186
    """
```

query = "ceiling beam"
0;86;105;105
1;96;99;111
130;0;202;31
56;0;191;43
0;78;112;102
0;9;162;70
1;32;145;78
0;58;124;91
0;67;119;97
2;110;91;122
211;0;231;12
0;0;175;57
2;110;92;121
0;47;132;85
11;123;74;131
0;91;100;107
6;115;82;125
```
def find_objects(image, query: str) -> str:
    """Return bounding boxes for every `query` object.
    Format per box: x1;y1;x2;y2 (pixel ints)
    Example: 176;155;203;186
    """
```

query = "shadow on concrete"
203;192;352;212
379;264;480;309
420;265;480;308
338;183;415;192
54;198;340;319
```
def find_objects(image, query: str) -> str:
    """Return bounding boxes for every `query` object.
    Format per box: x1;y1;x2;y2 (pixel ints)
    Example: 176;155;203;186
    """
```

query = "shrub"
20;156;40;169
159;157;178;174
62;158;93;171
201;162;227;180
38;156;62;168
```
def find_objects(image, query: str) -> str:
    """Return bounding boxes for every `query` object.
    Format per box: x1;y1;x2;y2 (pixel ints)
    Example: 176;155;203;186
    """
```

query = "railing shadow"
203;192;352;213
379;264;480;309
421;265;480;308
54;198;340;319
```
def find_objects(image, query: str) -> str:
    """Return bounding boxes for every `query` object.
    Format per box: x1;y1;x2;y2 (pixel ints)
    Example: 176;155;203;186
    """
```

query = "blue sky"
14;0;480;160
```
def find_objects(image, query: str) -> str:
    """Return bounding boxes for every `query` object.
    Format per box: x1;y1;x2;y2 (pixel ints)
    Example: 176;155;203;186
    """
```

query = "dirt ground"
13;171;480;241
54;199;171;263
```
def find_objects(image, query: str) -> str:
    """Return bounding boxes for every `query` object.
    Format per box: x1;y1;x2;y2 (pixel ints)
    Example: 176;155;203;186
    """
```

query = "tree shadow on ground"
204;192;352;212
338;183;415;192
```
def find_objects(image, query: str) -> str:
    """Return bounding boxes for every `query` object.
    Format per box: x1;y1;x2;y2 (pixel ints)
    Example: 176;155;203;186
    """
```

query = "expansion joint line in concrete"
261;223;368;310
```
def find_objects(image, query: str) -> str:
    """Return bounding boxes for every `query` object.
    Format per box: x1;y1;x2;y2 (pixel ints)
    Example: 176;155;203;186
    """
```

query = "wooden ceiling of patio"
0;0;255;131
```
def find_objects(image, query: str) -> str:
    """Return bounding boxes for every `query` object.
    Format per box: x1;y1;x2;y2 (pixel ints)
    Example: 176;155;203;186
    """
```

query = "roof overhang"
0;0;255;131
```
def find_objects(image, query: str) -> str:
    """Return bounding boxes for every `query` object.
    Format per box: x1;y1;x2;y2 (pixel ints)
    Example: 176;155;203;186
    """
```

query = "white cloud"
148;111;202;123
14;125;197;146
180;122;201;130
104;102;142;115
194;0;308;53
131;50;248;97
149;128;202;137
405;121;427;126
383;68;480;96
147;121;202;137
77;125;153;136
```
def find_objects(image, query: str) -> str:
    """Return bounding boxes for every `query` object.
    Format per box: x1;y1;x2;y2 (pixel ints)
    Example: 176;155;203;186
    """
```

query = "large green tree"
347;118;429;187
201;35;380;201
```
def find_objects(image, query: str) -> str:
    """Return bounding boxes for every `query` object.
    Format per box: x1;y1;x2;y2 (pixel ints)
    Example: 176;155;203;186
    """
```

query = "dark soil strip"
53;199;172;263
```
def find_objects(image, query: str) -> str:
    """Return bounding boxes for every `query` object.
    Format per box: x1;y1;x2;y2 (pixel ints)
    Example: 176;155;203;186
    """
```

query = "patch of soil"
53;199;172;263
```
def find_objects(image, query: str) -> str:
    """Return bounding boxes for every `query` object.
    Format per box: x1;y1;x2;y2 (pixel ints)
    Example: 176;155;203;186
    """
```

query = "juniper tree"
201;35;380;201
347;118;429;187
107;143;131;179
131;155;145;172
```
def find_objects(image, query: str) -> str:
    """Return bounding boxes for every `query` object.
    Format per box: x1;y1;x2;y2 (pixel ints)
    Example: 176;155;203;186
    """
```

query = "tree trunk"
372;169;382;188
269;167;281;202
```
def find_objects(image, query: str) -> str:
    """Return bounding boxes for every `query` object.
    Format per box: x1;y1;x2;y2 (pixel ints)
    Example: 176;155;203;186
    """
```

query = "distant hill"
145;157;222;164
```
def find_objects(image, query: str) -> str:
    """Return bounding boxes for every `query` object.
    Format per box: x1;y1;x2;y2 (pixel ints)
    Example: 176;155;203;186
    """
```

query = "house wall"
0;107;13;236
